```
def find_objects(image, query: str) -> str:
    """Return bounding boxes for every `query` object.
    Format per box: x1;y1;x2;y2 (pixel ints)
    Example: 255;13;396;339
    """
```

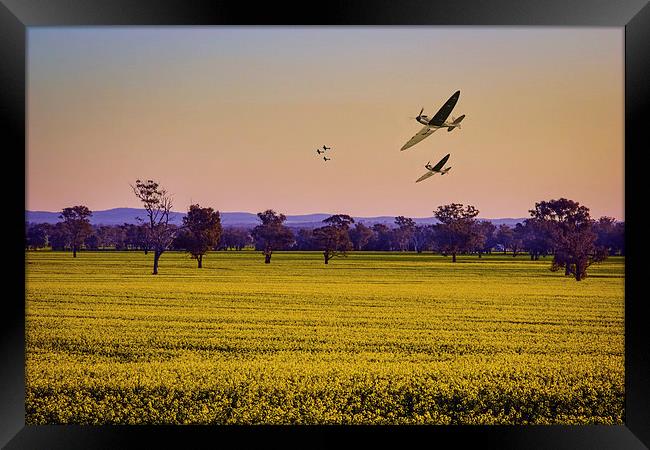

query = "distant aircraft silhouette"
323;156;331;161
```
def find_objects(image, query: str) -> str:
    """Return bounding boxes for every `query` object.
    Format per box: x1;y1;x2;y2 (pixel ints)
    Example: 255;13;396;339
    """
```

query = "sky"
27;27;624;219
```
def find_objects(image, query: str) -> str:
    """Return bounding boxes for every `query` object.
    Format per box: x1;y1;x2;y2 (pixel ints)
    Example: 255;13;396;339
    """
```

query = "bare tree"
131;179;177;275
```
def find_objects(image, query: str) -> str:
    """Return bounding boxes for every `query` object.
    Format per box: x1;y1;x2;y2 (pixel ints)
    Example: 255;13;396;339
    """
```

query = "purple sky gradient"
27;27;624;219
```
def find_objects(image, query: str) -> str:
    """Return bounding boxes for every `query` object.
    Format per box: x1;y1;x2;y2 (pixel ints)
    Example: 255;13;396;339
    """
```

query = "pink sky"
27;27;624;219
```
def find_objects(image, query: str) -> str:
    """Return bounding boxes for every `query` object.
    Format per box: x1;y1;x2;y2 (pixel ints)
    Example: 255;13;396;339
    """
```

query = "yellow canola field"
25;251;624;424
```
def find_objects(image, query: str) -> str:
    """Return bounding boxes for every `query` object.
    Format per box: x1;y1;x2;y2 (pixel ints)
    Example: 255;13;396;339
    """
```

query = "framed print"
2;0;649;448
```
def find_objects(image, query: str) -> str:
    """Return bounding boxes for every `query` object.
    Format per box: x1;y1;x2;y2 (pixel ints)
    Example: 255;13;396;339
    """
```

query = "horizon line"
25;206;625;221
25;206;526;219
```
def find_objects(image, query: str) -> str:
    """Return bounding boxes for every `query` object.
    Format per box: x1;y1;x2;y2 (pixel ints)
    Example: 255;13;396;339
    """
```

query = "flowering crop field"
25;251;624;425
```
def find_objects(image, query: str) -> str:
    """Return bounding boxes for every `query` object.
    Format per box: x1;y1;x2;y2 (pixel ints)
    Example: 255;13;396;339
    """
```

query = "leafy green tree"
368;223;393;251
411;225;430;253
293;228;314;251
60;205;93;257
349;222;374;251
219;227;253;251
394;216;416;251
433;203;480;262
312;214;354;264
26;222;49;250
47;222;69;251
251;210;294;263
595;217;625;256
521;218;553;260
475;221;496;258
511;223;526;257
84;233;100;250
121;223;152;253
176;205;222;268
529;198;607;281
495;224;513;254
612;222;625;255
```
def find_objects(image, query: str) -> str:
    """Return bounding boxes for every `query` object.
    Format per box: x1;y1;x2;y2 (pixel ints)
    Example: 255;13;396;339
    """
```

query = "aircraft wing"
428;90;460;126
416;170;436;183
432;153;451;171
400;126;438;151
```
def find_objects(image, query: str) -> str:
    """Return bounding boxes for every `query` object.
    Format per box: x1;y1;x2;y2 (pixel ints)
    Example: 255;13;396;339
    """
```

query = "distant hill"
27;208;187;226
25;208;527;228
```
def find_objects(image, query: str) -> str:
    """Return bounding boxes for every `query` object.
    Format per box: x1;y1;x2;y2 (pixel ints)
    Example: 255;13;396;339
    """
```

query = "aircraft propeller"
409;107;424;120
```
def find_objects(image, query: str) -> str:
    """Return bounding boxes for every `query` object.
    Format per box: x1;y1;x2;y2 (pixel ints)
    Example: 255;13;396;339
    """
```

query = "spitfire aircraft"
415;154;452;183
316;145;331;154
401;90;465;151
323;156;331;161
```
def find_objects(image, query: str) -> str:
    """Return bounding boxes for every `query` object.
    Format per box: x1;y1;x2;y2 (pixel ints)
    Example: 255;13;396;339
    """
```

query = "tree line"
25;179;624;281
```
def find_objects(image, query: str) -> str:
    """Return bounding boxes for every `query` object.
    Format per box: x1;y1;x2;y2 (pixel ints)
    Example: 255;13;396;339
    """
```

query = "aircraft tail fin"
441;167;452;175
448;114;465;131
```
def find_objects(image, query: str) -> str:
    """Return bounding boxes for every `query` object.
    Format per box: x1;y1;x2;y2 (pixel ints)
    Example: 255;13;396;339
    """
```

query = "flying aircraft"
316;145;331;155
401;90;465;151
323;156;331;161
415;154;452;183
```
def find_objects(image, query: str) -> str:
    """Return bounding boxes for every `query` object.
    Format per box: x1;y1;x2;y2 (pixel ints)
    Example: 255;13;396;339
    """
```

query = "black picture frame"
2;0;648;448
